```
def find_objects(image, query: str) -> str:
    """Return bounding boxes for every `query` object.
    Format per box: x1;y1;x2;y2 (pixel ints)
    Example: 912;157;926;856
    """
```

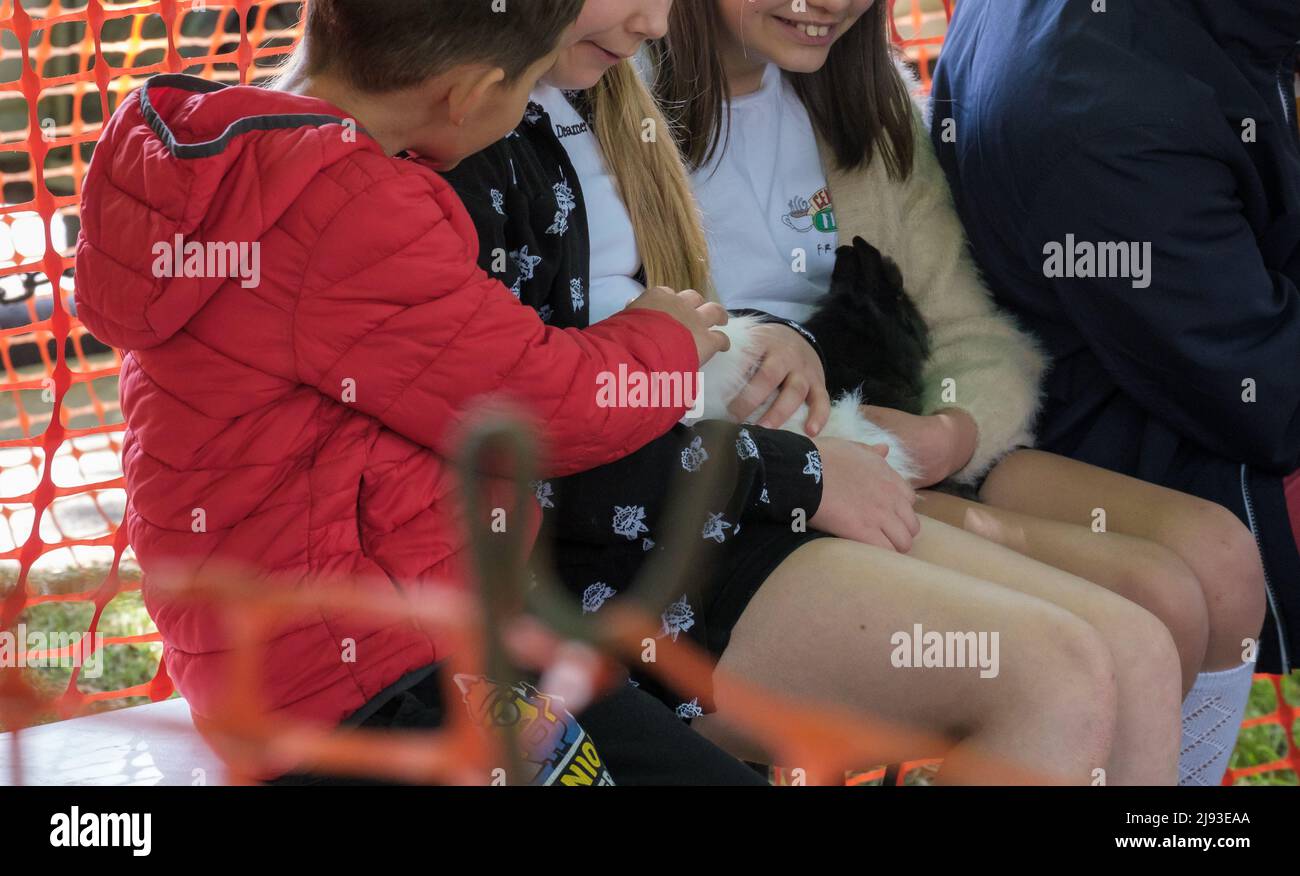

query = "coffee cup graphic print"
781;187;837;233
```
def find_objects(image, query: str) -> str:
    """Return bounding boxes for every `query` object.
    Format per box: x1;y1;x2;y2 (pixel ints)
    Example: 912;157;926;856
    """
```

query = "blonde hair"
589;60;714;298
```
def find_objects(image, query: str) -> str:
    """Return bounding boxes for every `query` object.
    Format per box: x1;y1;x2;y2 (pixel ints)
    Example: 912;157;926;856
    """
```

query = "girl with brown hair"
653;0;1266;786
442;0;1187;784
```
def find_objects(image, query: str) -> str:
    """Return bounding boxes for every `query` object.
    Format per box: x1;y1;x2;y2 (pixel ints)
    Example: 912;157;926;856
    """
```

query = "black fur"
802;236;930;415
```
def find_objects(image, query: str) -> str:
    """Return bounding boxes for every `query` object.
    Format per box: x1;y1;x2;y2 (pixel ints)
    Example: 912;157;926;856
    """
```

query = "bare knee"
977;448;1041;506
1109;600;1186;716
992;611;1118;768
1157;501;1267;665
1115;545;1209;694
1046;617;1122;775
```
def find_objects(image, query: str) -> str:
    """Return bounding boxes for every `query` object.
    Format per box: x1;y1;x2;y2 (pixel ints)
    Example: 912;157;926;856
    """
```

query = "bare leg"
916;489;1208;693
904;517;1182;784
979;449;1267;669
692;538;1120;785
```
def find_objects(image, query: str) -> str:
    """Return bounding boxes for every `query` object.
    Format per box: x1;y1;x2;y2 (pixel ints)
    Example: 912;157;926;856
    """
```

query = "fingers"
867;442;891;457
874;465;919;551
801;382;830;436
677;288;705;309
695;329;730;367
695;301;728;328
857;527;898;552
728;359;781;423
890;484;921;550
879;511;915;554
899;496;921;535
727;387;765;424
757;375;811;430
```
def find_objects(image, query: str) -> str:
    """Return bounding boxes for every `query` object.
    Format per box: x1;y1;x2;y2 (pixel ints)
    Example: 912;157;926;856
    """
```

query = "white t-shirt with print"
533;85;644;324
690;64;838;324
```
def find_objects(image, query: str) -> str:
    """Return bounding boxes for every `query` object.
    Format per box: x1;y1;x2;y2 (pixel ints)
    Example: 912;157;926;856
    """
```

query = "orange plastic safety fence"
1222;673;1299;785
0;0;304;725
0;0;1291;788
891;0;954;91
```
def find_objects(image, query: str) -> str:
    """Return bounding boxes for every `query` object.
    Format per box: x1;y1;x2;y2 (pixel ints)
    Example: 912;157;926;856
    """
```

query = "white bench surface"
0;699;226;786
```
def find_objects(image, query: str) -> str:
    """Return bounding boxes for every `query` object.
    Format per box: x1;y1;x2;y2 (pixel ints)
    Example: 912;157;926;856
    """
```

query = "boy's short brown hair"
303;0;584;93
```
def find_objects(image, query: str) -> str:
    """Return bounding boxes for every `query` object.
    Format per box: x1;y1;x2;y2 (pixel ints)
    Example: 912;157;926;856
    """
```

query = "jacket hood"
75;75;365;351
1183;0;1300;61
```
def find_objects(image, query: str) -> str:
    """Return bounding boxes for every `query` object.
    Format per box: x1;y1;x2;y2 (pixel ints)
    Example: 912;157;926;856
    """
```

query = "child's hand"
730;323;830;436
809;436;920;552
860;405;979;488
626;286;730;365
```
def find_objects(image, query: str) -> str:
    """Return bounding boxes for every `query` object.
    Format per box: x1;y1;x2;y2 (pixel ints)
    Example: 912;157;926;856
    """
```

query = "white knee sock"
1178;661;1255;786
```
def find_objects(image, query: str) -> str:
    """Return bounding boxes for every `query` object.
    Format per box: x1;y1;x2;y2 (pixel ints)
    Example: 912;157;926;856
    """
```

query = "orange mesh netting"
0;0;311;741
0;0;1294;787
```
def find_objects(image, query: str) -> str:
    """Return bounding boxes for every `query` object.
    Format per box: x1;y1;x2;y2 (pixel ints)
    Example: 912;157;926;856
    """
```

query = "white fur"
694;314;920;482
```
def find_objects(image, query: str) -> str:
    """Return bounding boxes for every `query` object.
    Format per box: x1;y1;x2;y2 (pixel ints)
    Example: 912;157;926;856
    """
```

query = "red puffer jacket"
75;75;696;738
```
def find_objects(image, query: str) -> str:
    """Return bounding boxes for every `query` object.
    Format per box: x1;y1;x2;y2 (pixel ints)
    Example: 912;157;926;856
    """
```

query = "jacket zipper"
1240;464;1291;672
1278;62;1299;149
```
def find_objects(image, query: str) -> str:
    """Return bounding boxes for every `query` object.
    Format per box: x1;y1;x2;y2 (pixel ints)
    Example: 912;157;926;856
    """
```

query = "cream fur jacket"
813;72;1047;484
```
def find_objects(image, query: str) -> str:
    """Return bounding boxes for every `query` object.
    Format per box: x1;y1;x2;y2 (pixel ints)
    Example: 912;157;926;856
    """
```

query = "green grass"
1229;673;1299;785
1;561;165;730
0;360;122;443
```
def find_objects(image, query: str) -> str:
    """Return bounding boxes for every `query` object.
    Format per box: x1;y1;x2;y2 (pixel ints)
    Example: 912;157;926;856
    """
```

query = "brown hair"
295;0;584;93
589;61;713;295
649;0;915;179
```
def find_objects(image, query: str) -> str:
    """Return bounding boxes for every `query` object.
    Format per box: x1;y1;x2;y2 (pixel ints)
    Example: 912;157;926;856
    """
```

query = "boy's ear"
446;65;508;126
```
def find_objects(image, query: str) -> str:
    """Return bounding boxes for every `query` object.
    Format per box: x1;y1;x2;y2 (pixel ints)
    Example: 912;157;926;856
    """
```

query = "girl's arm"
858;108;1048;484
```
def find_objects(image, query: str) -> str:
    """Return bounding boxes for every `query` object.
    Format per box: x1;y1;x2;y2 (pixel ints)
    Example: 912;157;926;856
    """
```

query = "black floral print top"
441;97;827;713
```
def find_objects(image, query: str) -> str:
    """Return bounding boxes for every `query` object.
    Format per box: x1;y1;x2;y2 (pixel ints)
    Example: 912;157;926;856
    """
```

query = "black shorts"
269;663;766;787
555;523;831;719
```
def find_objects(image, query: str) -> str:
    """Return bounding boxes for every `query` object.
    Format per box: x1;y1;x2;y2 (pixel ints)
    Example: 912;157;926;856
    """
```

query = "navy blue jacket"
933;0;1300;672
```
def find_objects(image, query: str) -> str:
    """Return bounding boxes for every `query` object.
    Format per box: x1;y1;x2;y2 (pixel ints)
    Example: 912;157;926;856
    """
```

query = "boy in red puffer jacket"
75;0;742;785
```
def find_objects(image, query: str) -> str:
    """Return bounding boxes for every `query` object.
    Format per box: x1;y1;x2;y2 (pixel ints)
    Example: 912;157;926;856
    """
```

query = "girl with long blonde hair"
437;0;1187;785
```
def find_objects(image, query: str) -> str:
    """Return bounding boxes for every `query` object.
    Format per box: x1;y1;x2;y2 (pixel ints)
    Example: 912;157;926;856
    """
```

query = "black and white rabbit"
697;237;931;482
